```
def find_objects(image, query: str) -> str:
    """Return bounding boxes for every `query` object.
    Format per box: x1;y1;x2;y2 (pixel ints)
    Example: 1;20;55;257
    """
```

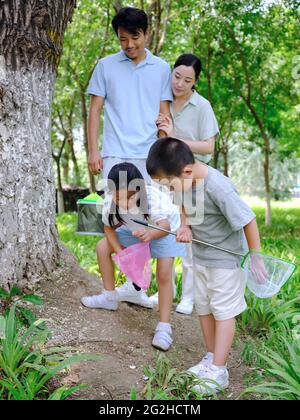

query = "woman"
151;53;219;315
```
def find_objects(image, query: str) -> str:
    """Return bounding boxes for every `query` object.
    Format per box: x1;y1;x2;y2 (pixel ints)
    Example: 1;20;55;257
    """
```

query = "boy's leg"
199;314;215;354
213;318;235;366
156;257;174;323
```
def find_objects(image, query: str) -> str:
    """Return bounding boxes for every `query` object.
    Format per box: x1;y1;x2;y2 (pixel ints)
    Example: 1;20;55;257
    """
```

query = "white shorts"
194;263;247;321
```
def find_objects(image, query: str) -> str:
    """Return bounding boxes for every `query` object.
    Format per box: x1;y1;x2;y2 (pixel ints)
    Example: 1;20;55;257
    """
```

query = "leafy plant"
238;292;300;336
142;353;219;400
241;337;300;400
0;285;44;327
0;306;100;400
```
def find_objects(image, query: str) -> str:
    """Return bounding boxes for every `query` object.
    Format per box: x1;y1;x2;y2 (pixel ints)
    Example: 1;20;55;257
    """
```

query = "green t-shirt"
183;167;256;269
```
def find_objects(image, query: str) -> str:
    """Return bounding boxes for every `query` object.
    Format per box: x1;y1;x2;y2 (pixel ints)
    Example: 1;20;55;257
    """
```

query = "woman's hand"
176;225;193;243
156;114;174;137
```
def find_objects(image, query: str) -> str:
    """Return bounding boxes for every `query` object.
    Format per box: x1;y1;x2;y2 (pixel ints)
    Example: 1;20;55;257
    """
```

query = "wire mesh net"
242;251;296;298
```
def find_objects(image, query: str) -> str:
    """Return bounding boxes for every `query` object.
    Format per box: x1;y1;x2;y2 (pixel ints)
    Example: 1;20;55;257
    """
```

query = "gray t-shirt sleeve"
212;189;256;232
87;60;106;97
197;102;219;140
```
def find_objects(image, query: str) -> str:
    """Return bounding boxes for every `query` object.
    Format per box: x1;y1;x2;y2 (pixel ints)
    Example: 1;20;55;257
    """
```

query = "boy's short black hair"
146;137;195;177
112;7;148;35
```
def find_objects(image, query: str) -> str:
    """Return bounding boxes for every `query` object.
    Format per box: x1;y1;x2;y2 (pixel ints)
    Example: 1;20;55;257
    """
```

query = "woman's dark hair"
174;53;202;88
107;163;149;227
112;7;148;36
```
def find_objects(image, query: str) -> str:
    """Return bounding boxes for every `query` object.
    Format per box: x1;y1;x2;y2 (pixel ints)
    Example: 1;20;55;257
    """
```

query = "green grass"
56;200;300;399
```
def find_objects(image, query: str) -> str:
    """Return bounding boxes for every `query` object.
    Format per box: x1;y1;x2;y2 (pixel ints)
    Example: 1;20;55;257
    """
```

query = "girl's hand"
132;229;154;242
176;225;193;243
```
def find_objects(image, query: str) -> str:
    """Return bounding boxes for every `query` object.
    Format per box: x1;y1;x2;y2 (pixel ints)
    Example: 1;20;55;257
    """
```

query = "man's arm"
88;95;105;175
158;101;171;138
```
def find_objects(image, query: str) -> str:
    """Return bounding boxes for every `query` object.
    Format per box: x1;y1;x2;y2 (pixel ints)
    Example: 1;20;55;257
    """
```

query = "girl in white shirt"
81;162;185;351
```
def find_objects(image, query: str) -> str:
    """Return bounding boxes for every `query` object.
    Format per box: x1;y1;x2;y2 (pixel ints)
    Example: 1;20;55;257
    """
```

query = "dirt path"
36;247;250;400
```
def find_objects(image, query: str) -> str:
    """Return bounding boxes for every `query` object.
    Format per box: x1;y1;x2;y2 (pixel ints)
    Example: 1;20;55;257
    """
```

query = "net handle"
131;219;245;257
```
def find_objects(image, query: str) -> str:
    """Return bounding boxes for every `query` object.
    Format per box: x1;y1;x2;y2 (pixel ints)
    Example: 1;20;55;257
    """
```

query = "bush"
0;306;99;400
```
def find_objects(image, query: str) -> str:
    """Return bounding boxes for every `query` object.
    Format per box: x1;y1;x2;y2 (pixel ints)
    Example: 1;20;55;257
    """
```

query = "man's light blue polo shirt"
87;49;172;159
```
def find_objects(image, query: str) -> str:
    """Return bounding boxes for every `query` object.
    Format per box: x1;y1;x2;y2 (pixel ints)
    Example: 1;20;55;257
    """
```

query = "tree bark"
0;1;76;288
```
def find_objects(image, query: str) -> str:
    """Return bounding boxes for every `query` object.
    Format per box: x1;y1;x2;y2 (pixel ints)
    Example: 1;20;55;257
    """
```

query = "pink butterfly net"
112;242;152;290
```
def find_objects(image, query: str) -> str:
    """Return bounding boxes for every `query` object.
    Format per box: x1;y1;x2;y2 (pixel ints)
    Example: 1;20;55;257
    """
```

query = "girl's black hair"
174;53;202;89
112;7;148;36
107;163;149;228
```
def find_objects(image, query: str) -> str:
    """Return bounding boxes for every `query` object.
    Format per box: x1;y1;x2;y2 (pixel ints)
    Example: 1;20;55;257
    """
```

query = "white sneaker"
188;352;214;375
192;364;229;396
116;280;153;309
152;322;173;351
81;290;119;310
176;298;194;315
149;291;159;305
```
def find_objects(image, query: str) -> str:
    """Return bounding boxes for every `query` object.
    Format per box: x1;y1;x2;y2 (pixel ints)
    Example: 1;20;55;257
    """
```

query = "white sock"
211;363;227;371
207;352;214;358
103;289;117;299
157;322;172;333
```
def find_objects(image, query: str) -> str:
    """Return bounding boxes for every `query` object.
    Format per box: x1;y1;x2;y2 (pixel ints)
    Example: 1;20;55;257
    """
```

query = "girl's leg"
156;257;174;323
81;238;118;310
96;238;115;291
199;314;216;354
213;318;235;366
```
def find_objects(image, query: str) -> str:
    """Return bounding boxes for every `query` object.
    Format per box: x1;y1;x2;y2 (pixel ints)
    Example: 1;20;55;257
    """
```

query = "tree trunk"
54;157;65;214
223;142;229;177
243;97;272;226
80;89;96;192
0;1;76;288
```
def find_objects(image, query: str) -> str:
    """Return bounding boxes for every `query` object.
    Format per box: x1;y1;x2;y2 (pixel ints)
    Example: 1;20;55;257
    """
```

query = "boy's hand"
250;253;268;284
176;225;193;243
132;229;155;242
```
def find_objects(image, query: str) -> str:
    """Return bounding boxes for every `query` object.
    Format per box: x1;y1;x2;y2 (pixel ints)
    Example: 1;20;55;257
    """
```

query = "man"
86;7;172;308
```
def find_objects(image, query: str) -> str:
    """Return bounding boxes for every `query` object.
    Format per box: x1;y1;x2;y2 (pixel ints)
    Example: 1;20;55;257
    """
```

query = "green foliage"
52;0;300;192
56;200;300;400
0;306;99;400
142;353;215;400
0;285;44;328
242;337;300;400
236;203;300;399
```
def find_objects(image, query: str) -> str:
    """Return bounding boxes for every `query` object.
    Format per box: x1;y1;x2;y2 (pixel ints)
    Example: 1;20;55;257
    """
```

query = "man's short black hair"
112;7;148;35
146;137;195;177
